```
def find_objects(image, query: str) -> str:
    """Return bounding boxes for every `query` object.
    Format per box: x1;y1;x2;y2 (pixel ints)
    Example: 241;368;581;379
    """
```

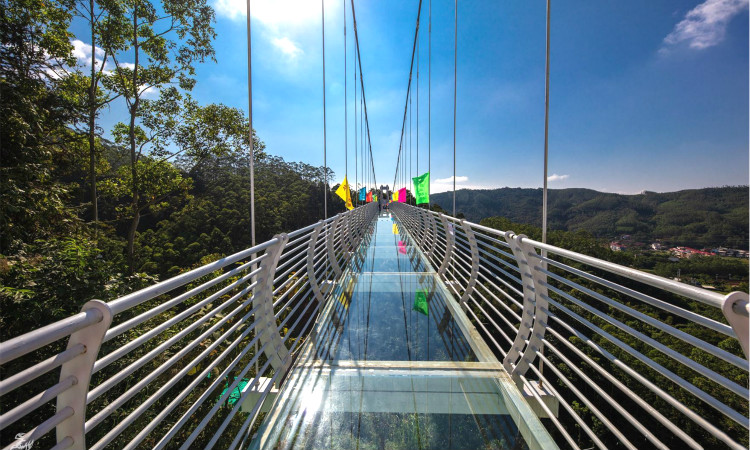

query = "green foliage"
0;235;155;340
0;0;85;252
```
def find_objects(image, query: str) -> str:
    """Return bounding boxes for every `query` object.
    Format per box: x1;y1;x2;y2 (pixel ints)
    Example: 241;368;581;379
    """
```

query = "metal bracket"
426;212;438;259
253;233;292;376
57;299;113;448
307;221;326;304
437;214;455;277
722;291;749;358
416;209;429;249
458;220;480;307
326;215;343;278
511;237;549;378
502;232;537;376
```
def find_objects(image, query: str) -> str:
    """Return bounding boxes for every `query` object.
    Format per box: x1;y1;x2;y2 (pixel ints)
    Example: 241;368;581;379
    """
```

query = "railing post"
253;234;292;376
344;210;355;253
56;299;113;448
502;233;549;380
426;211;438;259
722;291;749;358
458;220;480;307
437;214;454;277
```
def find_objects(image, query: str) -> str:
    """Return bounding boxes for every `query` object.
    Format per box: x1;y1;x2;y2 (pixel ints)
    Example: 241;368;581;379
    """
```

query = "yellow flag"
335;177;354;210
392;223;399;235
392;192;398;202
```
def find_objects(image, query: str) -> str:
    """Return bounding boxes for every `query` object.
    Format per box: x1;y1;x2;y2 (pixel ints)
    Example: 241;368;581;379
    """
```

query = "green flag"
412;172;430;205
413;289;429;316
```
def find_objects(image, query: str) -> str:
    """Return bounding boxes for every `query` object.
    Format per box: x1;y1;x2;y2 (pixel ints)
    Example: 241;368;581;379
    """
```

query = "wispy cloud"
271;37;303;59
429;175;494;193
662;0;748;51
213;0;325;26
547;173;569;182
70;40;157;97
433;175;469;184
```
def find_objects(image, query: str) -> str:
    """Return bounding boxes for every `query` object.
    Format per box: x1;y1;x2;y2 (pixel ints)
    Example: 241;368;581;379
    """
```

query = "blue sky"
73;0;749;194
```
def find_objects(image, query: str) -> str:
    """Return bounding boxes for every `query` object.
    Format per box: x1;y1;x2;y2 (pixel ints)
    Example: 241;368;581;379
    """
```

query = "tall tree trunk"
88;0;98;235
127;208;140;272
127;8;140;273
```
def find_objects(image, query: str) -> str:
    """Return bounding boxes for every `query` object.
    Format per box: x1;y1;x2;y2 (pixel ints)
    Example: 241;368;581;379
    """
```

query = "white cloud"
213;0;326;26
433;175;469;184
662;0;748;51
271;37;303;59
71;39;105;63
547;173;569;182
429;175;493;193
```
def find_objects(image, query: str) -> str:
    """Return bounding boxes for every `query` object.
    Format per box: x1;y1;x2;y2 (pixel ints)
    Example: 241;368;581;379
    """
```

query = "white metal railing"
0;203;378;450
390;202;749;450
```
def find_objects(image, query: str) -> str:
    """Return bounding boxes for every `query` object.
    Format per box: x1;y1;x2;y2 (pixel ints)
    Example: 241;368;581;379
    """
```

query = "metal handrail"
390;202;749;450
0;203;378;450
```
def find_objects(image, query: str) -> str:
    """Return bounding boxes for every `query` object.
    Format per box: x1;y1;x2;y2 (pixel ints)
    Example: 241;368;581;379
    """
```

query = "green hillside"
431;186;749;249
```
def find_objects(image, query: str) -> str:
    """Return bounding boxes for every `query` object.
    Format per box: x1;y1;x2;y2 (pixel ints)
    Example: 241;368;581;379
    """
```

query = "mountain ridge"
430;186;749;249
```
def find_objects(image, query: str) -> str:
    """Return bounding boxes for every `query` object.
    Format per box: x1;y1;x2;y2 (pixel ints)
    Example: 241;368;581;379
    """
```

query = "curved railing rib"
390;202;748;450
0;203;378;450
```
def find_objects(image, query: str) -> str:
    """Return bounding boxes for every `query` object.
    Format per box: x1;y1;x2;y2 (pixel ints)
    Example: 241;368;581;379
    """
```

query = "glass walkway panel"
252;212;558;450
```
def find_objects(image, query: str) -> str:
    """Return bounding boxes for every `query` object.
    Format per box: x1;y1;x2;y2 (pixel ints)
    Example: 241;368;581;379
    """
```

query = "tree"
101;0;216;270
0;0;85;252
105;87;250;271
68;0;125;232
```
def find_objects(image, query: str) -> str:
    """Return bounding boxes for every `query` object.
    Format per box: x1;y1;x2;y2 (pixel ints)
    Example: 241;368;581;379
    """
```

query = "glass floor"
251;212;558;450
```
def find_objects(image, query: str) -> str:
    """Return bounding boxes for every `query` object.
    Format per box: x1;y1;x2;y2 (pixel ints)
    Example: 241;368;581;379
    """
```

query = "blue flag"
359;187;366;201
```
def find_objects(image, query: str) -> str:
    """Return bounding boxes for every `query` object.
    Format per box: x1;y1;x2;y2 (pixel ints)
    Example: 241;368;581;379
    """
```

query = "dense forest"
432;186;749;249
0;0;349;336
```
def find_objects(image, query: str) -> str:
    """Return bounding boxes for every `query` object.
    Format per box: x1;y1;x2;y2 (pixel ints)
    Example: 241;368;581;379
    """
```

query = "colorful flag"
374;195;377;201
398;187;406;203
397;240;407;254
413;289;429;316
335;177;354;210
392;192;399;202
366;191;373;202
412;172;430;205
359;187;366;202
392;223;399;235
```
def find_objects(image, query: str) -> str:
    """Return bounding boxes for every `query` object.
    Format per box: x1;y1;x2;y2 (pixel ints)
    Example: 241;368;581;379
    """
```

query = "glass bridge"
1;203;747;450
251;213;557;449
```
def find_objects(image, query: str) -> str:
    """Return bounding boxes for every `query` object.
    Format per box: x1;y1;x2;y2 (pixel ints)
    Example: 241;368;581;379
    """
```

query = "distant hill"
431;186;749;250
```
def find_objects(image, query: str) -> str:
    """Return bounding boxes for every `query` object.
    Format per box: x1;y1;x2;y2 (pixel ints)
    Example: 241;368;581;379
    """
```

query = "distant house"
712;247;750;258
610;242;625;252
670;246;712;258
651;242;665;251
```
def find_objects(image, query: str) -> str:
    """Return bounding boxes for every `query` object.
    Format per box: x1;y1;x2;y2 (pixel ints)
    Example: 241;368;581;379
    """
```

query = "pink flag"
397;241;407;254
398;187;406;203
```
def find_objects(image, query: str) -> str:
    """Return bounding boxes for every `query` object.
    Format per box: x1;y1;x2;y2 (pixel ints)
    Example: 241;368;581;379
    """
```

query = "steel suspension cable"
452;0;457;217
539;0;552;384
349;0;378;190
321;0;328;220
354;32;358;205
428;0;431;209
245;0;255;247
392;0;424;190
542;0;551;246
344;0;348;186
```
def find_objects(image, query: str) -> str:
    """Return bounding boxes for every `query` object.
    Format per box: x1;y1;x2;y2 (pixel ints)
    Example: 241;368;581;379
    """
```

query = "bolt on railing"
0;203;378;450
390;202;749;450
